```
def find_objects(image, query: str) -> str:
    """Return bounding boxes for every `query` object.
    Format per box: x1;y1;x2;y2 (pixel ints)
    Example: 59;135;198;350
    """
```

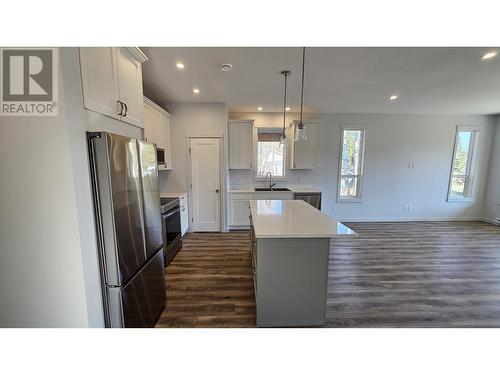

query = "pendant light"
279;70;291;146
295;47;307;142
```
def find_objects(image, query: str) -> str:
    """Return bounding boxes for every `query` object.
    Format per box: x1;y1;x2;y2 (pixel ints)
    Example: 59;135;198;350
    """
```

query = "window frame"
447;125;480;202
337;126;366;203
254;126;288;181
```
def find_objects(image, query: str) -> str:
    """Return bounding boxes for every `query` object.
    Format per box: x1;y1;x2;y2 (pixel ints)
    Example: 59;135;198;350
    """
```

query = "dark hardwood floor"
156;232;255;327
156;221;500;328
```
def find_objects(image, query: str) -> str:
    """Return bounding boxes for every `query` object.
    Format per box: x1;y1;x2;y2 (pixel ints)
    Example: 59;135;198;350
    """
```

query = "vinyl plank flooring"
155;231;256;328
327;221;500;327
156;221;500;328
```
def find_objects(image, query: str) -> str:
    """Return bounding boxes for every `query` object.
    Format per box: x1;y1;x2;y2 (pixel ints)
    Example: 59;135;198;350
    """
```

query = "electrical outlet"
408;162;415;169
403;204;411;211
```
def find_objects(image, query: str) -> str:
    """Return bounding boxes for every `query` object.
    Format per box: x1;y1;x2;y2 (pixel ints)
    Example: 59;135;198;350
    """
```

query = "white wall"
230;112;496;221
483;116;500;223
85;110;143;139
158;102;229;229
60;48;104;327
0;48;101;327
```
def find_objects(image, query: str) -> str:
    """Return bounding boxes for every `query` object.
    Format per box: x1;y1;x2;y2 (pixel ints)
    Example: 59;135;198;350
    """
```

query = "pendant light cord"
282;72;288;135
299;47;306;126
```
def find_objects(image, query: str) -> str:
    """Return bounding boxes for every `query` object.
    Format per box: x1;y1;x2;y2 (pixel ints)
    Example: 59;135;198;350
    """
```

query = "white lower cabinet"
229;193;253;227
179;193;189;236
228;191;294;228
253;191;294;201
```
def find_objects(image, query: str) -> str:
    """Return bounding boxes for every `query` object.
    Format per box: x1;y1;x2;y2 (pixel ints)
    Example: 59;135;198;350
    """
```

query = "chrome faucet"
265;172;276;190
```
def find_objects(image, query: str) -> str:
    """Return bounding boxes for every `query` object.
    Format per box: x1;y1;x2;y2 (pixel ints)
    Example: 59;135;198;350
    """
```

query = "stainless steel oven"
160;197;182;266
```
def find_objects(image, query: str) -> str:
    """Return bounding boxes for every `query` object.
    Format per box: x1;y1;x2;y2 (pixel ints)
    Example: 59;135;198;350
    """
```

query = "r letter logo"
1;48;58;116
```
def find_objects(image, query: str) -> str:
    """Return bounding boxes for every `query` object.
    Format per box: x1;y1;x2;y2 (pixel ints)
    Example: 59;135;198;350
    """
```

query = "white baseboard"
338;216;485;223
482;217;500;226
228;225;250;231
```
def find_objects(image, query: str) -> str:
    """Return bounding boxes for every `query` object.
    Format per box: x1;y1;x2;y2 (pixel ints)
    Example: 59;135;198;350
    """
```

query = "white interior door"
190;138;221;231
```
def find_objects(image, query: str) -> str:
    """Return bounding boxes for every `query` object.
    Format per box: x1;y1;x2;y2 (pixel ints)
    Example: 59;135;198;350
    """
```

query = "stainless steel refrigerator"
88;132;165;328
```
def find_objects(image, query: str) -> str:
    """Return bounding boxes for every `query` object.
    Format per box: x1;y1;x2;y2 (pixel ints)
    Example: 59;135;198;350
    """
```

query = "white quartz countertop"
229;186;321;193
249;200;357;239
159;192;188;198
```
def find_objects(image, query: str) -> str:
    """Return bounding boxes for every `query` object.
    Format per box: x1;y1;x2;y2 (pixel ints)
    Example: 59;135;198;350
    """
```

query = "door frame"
187;135;226;232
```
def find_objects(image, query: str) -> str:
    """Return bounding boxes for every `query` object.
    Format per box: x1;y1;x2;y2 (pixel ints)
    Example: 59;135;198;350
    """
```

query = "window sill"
337;197;363;203
447;197;473;203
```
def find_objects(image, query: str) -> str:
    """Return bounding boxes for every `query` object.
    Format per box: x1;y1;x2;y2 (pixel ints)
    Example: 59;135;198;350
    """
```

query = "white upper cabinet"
79;47;146;128
228;120;254;169
116;48;144;127
79;48;120;119
289;122;319;169
143;97;172;170
143;101;157;142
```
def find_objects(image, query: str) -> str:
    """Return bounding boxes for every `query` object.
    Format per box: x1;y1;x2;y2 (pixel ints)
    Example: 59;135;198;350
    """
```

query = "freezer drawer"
107;249;166;328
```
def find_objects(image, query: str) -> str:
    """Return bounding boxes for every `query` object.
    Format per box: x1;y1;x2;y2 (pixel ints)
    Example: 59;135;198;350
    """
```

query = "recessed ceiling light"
481;51;497;60
193;88;200;94
257;106;263;111
389;95;398;101
286;107;291;111
176;62;185;69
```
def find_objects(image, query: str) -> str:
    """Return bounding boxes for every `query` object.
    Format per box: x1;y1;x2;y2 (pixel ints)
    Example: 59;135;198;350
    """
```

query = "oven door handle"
163;207;180;219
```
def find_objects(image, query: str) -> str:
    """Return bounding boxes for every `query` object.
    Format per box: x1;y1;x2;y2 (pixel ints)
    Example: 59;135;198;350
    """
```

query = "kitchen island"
249;199;357;327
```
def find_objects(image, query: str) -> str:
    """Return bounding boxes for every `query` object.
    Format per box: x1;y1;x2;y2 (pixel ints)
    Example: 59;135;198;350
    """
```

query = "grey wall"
158;102;229;229
0;48;101;327
61;48;104;327
230;112;496;221
483;116;500;222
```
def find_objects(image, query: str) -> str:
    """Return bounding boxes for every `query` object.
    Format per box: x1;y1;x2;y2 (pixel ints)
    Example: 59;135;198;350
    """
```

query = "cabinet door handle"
117;101;124;116
216;189;220;193
123;102;128;117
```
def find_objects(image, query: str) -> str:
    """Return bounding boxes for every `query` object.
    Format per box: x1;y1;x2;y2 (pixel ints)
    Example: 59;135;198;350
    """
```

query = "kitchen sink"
254;187;291;192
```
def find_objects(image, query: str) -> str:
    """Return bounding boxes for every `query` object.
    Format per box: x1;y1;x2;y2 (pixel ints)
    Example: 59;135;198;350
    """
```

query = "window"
338;128;365;201
448;127;479;201
256;128;285;178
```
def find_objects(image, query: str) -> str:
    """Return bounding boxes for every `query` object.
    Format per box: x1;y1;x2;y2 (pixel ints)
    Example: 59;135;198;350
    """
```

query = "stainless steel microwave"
156;148;168;170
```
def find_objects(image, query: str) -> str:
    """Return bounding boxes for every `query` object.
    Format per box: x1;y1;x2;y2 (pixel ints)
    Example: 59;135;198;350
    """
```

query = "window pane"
341;130;362;175
340;176;358;197
257;140;284;177
453;131;471;175
450;176;466;197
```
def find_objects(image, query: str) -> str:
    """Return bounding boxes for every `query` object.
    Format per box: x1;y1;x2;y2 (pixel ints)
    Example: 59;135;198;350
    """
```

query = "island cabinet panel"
249;199;357;327
254;237;330;327
249;215;257;294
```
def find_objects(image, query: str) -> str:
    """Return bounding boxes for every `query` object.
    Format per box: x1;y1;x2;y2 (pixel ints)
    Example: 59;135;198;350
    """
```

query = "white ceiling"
141;47;500;115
